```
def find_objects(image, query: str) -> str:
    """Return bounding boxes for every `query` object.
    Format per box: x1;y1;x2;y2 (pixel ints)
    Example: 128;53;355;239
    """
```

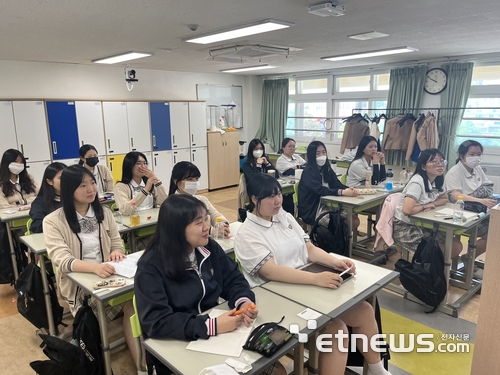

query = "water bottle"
386;169;393;191
406;169;412;182
113;208;123;229
453;195;465;223
399;168;407;185
213;217;224;241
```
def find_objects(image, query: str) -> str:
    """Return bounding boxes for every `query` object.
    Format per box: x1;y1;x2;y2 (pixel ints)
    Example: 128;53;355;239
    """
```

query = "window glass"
289;80;296;95
286;102;327;138
337;75;370;92
334;101;368;139
374;74;390;90
296;78;328;94
471;66;500;86
456;97;500;147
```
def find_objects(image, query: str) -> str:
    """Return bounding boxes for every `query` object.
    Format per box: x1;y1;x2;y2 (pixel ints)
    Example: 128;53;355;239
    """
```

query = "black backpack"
0;222;28;284
395;229;447;313
15;262;64;330
310;210;349;256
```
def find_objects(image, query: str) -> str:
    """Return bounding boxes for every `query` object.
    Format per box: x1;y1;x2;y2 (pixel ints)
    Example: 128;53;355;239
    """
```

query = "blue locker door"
46;101;80;159
150;102;172;151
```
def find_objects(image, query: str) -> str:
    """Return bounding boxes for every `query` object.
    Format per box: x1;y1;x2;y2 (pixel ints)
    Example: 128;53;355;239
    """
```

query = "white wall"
0;59;263;143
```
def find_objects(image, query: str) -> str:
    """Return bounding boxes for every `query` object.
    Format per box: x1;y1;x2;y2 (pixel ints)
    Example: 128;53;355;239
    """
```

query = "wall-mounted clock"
424;68;447;94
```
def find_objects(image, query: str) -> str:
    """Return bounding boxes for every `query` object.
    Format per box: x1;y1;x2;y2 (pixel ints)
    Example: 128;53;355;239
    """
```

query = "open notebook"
104;250;144;278
186;308;255;357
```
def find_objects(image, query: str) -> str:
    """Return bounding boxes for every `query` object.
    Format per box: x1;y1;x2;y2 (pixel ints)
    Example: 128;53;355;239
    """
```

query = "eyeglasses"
427;159;447;166
135;162;148;166
286;145;296;149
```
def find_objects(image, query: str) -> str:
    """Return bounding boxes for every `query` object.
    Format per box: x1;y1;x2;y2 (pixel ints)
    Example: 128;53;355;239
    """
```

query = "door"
191;147;208;190
46;101;80;160
127;102;151;152
169;102;190;149
12;101;51;162
107;154;126;183
152;150;174;188
150;102;172;151
172;148;190;166
0;102;18;152
188;102;208;148
75;101;106;154
102;102;130;155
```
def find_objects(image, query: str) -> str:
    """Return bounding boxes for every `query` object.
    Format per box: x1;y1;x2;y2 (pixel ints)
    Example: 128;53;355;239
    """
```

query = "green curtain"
385;66;427;166
439;62;474;165
255;78;289;152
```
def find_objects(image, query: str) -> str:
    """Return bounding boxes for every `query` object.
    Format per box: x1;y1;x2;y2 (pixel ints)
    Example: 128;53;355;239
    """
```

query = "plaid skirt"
392;218;446;253
71;290;125;324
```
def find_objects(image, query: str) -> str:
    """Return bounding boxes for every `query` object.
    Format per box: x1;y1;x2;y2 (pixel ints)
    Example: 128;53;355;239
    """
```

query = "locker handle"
154;157;157;167
20;144;24;154
173;135;176;144
131;137;134;147
81;141;84;146
52;141;58;155
152;135;157;147
192;153;195;162
109;162;113;172
191;134;194;143
108;139;111;148
174;155;177;164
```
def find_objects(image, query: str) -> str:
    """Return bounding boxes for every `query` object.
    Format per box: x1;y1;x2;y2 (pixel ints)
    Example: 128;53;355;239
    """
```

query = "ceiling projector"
308;2;346;17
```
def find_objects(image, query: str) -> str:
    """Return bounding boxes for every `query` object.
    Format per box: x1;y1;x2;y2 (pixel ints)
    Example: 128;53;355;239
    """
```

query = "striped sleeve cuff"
338;189;343;196
154;181;162;187
235;297;252;310
140;188;149;196
206;317;217;336
68;258;76;272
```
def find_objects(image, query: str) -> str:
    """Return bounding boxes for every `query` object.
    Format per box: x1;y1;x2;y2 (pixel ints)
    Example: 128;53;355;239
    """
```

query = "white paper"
435;208;476;219
199;364;239;375
186;308;255;357
105;250;144;278
297;308;322;320
2;210;17;214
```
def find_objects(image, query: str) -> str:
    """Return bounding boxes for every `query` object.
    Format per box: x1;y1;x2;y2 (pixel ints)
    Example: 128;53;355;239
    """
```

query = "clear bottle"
399;168;407;185
113;207;123;229
406;169;412;183
386;169;393;191
213;217;224;241
365;169;373;187
453;195;465;223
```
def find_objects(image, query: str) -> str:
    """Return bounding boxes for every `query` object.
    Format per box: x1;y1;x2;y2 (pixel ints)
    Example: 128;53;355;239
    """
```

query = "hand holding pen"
233;303;258;326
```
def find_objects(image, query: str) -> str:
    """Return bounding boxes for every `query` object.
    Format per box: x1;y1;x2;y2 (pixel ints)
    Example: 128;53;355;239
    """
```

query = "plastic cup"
295;169;303;179
130;215;140;227
267;170;276;178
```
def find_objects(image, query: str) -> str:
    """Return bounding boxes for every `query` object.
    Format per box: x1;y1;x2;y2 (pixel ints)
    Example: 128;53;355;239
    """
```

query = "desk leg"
308;332;319;374
97;301;112;375
293;342;304;375
438;228;457;317
347;208;353;257
39;256;56;336
6;222;19;280
130;231;136;253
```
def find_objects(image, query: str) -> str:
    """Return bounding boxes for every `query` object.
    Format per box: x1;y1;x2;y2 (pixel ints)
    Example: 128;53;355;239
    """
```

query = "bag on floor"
15;262;64;330
395;228;446;313
30;334;87;375
310;209;349;256
72;295;105;375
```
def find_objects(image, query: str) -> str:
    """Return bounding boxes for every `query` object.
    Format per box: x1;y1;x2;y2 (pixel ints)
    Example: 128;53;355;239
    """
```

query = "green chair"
130;295;147;374
25;218;33;236
293;182;311;233
296;145;307;153
339;174;347;185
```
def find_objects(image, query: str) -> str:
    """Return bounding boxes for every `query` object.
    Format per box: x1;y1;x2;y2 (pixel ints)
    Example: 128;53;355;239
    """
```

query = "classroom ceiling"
2;0;500;76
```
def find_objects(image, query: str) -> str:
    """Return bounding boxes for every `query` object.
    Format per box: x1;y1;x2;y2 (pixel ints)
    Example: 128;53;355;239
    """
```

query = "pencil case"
242;317;292;357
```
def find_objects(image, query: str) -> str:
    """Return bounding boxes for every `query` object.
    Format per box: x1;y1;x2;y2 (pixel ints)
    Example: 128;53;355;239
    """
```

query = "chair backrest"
237;174;249;209
296;146;307;153
110;203;117;211
25;218;33;236
130;295;142;338
293;181;299;205
340;174;347;185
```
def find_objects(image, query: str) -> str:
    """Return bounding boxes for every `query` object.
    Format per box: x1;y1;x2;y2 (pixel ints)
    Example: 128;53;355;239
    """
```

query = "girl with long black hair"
0;149;37;208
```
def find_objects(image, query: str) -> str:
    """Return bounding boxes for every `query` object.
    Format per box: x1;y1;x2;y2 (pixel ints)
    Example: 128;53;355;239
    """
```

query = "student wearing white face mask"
242;139;276;184
445;140;496;277
0;149;38;209
169;161;230;238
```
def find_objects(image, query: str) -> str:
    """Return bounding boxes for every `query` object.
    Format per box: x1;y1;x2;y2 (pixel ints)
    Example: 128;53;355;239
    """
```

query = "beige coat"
194;194;226;227
44;206;123;313
95;164;114;193
406;112;439;161
0;177;38;209
340;120;370;154
114;181;168;215
381;115;413;152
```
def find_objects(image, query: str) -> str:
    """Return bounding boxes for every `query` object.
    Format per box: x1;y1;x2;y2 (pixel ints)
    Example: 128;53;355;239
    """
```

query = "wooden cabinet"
207;131;239;190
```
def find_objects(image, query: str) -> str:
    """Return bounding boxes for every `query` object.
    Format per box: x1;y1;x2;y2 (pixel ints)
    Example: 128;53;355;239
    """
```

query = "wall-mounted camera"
125;65;138;91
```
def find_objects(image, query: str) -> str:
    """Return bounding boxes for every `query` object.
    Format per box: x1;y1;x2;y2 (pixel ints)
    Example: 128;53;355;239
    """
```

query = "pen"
233;303;256;315
339;267;351;277
444;217;454;220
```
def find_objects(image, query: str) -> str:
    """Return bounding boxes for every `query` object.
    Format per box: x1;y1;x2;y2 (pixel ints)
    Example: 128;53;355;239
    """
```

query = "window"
296;78;328;94
471;65;500;86
374;74;390;90
337;75;370;92
456;97;500;147
286;101;328;138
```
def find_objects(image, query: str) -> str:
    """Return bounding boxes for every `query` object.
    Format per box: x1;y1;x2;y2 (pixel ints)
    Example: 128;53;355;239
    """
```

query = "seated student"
242;138;276;183
169;161;230;238
346;136;386;188
78;144;114;196
43;165;138;364
0;148;38;209
29;162;67;233
445;140;496;278
298;141;359;227
393;149;462;257
276;137;306;176
114;151;168;215
235;173;391;375
134;194;260;375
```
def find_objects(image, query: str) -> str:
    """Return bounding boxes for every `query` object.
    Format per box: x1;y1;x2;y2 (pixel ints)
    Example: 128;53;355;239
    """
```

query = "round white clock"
424;68;447;94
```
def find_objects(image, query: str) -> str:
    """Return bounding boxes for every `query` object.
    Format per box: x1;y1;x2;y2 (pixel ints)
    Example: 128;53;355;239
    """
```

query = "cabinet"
75;101;106;153
102;102;130;155
152;150;174;189
188;102;208;148
191;147;208;190
27;161;51;186
150;102;172;151
207;131;240;190
12;101;51;162
126;102;151;152
46;101;80;160
170;102;190;149
107;154;126;183
0;102;18;152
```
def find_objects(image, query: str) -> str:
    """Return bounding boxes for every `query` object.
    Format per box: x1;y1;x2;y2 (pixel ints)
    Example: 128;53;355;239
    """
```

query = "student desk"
320;187;404;257
0;209;30;280
143;286;331;375
408;203;488;317
278;176;299;195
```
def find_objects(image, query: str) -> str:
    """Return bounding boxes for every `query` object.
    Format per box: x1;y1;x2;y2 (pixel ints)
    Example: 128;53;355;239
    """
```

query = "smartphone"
302;263;354;283
93;278;126;289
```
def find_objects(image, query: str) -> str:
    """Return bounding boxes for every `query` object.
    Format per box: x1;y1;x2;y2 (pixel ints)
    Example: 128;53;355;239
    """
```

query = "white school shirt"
129;179;154;211
444;162;493;196
276;154;306;174
346;157;371;187
234;208;309;288
394;174;446;223
76;205;102;264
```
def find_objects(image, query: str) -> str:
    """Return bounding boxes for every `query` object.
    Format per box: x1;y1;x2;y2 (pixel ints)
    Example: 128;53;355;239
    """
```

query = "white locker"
102;102;130;155
75;101;106;153
152;150;174;188
191;147;208;190
169;102;190;149
172;148;191;166
188;102;208;148
27;161;51;185
127;102;151;152
12;101;51;162
0;102;18;152
57;155;107;169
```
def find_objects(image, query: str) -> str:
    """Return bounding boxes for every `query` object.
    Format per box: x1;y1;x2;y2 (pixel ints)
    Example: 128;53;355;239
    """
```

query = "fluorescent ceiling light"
92;52;153;64
349;31;389;41
184;19;294;44
220;64;279;73
321;47;418;61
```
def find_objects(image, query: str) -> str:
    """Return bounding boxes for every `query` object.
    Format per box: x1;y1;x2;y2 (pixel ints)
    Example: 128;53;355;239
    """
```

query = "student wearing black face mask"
78;144;114;195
